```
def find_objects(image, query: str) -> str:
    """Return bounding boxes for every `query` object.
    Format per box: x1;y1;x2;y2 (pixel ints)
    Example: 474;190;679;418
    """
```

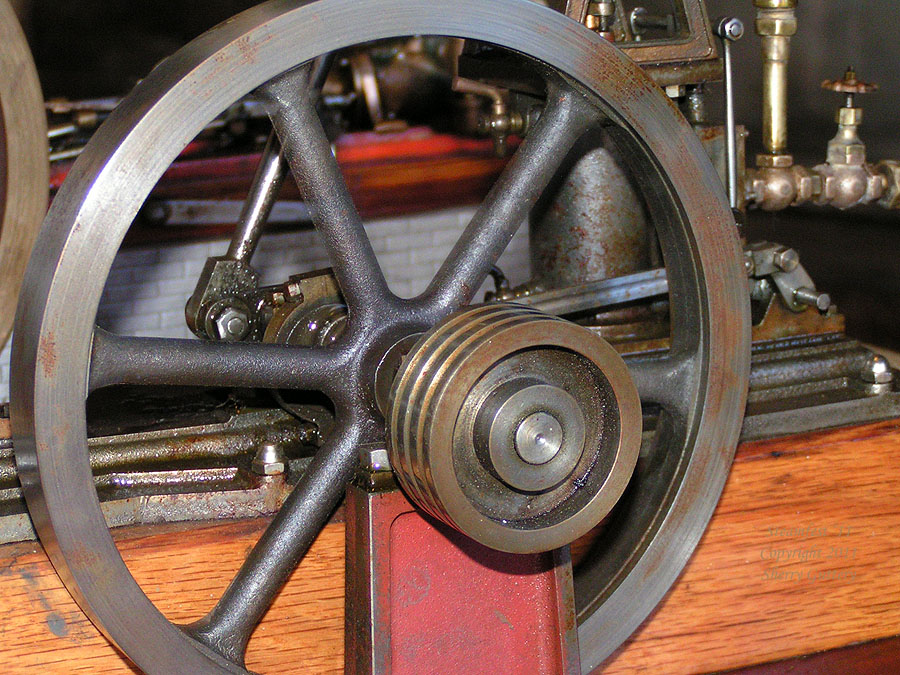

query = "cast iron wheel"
0;0;48;348
11;0;750;672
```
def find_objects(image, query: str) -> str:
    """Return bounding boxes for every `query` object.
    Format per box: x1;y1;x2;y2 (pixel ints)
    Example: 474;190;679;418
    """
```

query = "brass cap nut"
877;160;900;209
756;153;793;169
756;14;798;37
837;107;863;126
754;0;796;8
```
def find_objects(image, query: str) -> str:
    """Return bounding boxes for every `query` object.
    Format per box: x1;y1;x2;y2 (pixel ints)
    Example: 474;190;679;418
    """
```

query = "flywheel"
0;0;48;348
11;0;750;672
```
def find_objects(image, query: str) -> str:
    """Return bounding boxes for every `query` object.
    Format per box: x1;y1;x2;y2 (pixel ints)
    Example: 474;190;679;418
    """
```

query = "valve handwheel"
11;0;750;672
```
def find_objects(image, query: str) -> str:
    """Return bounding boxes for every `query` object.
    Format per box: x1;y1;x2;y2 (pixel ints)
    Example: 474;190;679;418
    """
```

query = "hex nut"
717;17;745;41
755;15;797;37
772;247;799;273
360;446;392;473
756;153;793;169
252;443;287;475
837;107;863;127
213;306;251;341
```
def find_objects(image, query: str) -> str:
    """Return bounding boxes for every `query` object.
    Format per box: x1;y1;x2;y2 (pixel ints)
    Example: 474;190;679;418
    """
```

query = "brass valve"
477;99;525;157
813;67;884;209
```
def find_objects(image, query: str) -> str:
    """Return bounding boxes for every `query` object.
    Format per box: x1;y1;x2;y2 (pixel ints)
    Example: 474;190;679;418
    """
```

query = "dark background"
10;0;900;349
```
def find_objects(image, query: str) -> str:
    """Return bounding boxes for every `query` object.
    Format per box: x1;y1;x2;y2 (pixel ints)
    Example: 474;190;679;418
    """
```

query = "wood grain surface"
0;419;898;673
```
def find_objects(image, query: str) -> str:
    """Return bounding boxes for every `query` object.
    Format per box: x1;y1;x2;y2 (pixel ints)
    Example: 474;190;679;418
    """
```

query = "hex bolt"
286;281;304;301
716;16;745;42
251;443;287;476
359;445;392;473
860;354;894;385
772;247;799;272
793;287;831;312
213;306;251;341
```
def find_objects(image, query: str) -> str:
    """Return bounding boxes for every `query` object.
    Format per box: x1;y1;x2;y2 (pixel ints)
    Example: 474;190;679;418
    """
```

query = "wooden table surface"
0;419;898;673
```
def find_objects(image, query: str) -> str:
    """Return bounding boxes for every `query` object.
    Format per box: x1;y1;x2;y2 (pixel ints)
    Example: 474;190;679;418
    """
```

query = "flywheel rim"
11;0;750;672
0;0;48;348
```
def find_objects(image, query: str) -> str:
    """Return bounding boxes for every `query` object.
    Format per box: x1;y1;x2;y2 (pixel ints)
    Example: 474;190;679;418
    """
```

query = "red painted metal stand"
345;480;580;674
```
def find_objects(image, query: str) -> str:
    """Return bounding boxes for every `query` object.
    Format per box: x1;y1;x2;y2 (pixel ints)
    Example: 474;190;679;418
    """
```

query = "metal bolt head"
743;254;756;276
252;443;287;475
716;17;745;41
286;282;304;301
213;306;250;341
360;445;392;473
772;247;799;272
860;354;894;385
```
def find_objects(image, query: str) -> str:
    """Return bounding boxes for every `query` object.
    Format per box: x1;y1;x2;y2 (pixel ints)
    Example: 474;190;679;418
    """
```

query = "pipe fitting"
812;163;884;210
877;160;900;209
747;164;816;212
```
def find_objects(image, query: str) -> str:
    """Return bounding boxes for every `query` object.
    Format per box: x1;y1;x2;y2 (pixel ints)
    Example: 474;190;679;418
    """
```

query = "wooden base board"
1;419;899;673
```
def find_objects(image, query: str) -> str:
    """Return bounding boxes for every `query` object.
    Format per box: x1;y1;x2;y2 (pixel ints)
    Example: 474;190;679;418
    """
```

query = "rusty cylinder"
530;132;650;288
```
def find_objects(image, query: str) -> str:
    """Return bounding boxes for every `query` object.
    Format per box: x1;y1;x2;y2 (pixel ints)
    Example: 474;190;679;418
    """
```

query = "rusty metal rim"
10;0;749;672
0;0;48;348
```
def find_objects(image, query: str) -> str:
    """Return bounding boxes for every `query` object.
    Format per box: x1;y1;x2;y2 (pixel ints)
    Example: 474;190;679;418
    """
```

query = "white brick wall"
0;206;530;400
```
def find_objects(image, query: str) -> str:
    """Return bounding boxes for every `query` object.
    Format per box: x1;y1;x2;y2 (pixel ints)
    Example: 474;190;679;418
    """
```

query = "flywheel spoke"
89;328;342;395
626;352;697;421
422;80;600;316
185;417;366;665
262;65;391;320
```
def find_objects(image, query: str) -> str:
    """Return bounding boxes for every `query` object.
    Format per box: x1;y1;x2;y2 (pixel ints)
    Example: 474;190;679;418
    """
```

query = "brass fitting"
877;161;900;209
747;162;817;212
812;68;885;209
754;0;797;162
477;100;525;157
585;1;617;39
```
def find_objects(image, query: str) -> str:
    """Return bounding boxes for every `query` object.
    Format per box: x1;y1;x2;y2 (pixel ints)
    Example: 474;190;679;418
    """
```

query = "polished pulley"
387;304;641;553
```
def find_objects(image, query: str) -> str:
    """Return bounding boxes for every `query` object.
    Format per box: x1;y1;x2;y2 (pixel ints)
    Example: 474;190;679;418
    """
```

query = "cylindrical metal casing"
530;132;650;288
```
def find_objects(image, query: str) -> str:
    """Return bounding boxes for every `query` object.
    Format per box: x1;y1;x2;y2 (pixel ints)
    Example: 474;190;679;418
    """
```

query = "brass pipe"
754;0;797;161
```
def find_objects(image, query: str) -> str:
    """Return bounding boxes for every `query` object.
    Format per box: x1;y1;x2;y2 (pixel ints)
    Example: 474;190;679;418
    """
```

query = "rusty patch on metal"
38;334;58;378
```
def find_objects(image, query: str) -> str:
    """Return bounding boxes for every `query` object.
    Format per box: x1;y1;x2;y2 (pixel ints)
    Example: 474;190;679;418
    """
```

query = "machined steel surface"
11;0;749;672
387;304;642;554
